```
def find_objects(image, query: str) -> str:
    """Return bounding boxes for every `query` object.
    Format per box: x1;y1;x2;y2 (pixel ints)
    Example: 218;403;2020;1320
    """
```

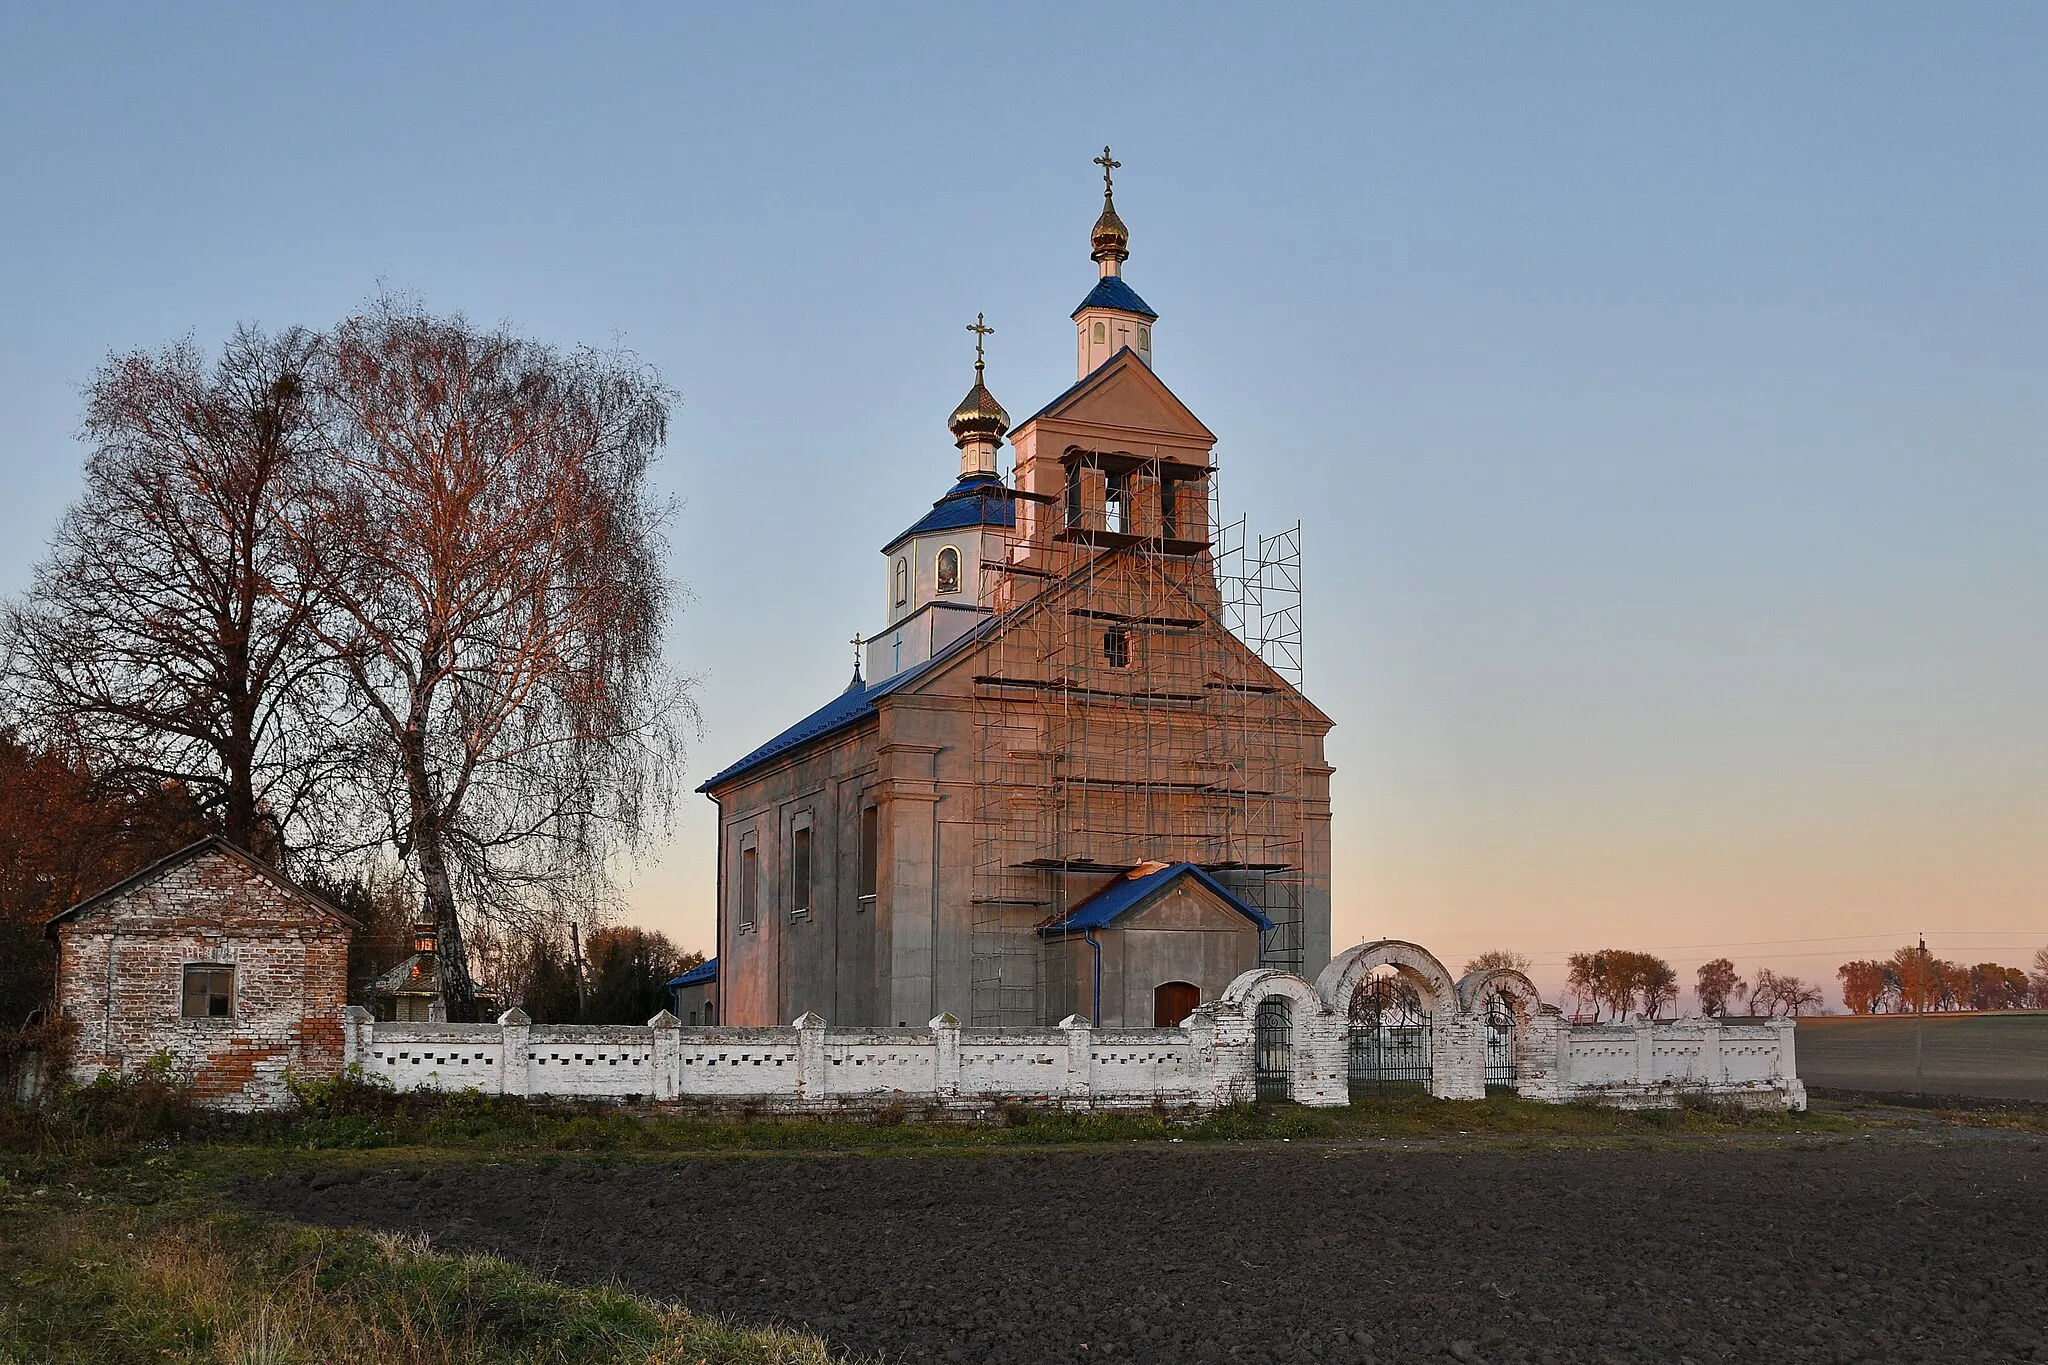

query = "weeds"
0;1202;858;1364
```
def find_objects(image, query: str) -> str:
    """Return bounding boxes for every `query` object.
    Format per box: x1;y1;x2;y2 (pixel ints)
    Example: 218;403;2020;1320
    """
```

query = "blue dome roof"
883;473;1018;552
1071;275;1157;320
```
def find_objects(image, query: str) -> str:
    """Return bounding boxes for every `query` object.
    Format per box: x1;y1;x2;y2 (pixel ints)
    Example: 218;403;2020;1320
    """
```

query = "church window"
1092;320;1106;344
1064;462;1083;529
789;816;812;920
1137;324;1151;350
1104;474;1127;534
893;557;909;607
181;964;233;1018
738;840;759;933
936;545;961;595
858;805;878;909
1103;628;1130;669
1160;476;1178;539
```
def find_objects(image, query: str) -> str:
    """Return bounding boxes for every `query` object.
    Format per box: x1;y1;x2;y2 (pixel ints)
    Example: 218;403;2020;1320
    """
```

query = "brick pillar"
929;1012;961;1100
1632;1015;1654;1089
1058;1013;1093;1105
1207;1002;1255;1107
497;1008;531;1098
793;1011;827;1102
1516;1012;1568;1102
1431;1006;1486;1101
341;1005;375;1071
1700;1016;1723;1087
647;1009;681;1101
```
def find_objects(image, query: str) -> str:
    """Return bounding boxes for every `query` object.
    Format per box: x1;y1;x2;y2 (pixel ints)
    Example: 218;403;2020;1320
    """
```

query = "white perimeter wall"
339;973;1805;1115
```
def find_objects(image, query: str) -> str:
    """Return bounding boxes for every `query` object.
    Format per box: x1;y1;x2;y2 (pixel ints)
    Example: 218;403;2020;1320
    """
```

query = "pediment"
1023;351;1216;446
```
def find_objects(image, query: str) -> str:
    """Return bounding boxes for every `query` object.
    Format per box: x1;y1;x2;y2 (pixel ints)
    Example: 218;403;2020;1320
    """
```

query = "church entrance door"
1153;981;1200;1027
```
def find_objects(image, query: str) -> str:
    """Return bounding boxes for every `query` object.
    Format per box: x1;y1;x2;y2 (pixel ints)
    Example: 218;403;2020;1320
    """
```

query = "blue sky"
3;5;2042;999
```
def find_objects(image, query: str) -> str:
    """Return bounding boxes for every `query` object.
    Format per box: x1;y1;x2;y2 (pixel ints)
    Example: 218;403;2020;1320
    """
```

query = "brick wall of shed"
55;850;351;1111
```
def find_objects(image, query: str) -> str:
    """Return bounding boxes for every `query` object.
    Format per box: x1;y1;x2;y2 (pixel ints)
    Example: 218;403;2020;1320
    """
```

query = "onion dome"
1090;145;1130;267
947;372;1009;448
1091;195;1130;266
948;313;1008;449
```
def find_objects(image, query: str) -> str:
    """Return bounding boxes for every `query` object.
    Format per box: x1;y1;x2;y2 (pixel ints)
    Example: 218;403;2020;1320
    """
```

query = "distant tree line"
1;298;698;1023
1836;946;2048;1015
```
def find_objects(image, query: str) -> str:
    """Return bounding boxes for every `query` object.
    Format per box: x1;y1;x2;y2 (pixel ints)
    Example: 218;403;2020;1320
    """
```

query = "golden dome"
948;368;1009;447
1091;193;1129;264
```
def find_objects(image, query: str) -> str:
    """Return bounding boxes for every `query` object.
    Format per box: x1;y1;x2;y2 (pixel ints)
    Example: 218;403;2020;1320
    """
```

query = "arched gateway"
1216;942;1552;1104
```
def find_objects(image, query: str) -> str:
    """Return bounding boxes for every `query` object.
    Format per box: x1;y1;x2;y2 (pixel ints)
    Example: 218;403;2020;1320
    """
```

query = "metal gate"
1348;976;1433;1099
1255;998;1293;1101
1483;993;1517;1091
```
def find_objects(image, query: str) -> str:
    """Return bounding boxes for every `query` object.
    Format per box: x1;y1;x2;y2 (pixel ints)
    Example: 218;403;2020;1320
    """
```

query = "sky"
2;5;2043;1006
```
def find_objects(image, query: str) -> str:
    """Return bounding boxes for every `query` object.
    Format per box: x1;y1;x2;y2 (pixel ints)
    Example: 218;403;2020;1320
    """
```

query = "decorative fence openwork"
1482;993;1517;1091
1346;975;1433;1099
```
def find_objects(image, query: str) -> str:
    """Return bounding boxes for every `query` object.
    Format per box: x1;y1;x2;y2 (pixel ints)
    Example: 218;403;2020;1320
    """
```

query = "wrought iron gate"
1255;998;1293;1101
1348;976;1433;1098
1482;993;1517;1091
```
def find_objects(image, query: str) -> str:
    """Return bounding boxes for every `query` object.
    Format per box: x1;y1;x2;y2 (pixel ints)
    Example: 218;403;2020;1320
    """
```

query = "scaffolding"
968;451;1314;1026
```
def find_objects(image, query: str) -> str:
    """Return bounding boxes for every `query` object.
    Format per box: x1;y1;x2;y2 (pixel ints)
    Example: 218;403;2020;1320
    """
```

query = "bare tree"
1461;949;1532;976
292;299;691;1020
3;328;341;859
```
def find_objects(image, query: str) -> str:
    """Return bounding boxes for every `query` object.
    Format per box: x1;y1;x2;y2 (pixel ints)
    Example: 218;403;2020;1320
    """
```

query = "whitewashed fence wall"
343;1009;1233;1111
340;986;1805;1113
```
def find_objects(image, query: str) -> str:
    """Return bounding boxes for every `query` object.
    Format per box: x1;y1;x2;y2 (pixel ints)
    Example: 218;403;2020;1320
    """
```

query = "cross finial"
850;631;865;660
1094;145;1120;196
966;312;994;375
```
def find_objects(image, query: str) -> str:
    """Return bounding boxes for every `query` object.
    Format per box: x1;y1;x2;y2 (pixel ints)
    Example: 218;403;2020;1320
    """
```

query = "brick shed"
46;837;359;1111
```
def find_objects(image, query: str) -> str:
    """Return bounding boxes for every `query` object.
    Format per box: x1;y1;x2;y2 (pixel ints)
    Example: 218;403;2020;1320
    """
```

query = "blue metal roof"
695;623;987;793
884;473;1017;551
1071;275;1157;320
1039;862;1274;936
667;958;717;989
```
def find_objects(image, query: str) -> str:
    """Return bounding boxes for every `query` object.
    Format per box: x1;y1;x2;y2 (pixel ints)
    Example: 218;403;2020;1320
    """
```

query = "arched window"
1137;324;1151;350
936;545;960;595
893;557;909;607
1154;981;1200;1027
1092;320;1106;344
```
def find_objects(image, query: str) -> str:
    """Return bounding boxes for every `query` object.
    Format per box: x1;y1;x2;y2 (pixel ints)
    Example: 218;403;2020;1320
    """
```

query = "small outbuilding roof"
43;836;362;938
1038;862;1274;936
667;958;718;989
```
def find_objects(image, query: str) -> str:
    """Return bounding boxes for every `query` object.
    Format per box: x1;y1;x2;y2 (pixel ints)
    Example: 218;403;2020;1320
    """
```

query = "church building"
698;153;1334;1029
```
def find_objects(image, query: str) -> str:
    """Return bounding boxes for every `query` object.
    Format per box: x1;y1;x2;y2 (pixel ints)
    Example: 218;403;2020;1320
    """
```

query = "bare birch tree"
2;327;342;859
294;299;690;1020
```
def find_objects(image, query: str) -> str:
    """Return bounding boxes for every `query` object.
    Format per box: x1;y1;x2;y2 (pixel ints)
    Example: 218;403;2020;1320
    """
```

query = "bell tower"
1072;146;1157;377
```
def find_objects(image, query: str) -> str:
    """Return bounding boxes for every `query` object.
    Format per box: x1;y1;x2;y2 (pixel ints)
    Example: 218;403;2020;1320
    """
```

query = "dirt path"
235;1136;2048;1364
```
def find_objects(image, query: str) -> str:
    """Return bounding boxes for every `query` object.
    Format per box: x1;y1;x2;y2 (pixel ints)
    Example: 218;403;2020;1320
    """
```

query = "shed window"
182;965;233;1018
936;545;961;595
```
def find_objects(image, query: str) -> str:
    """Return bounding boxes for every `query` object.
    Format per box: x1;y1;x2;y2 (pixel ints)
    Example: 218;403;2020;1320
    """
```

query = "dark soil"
236;1138;2048;1365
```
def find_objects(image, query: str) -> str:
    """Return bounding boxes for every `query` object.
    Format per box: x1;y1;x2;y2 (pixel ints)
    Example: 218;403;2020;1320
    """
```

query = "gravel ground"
236;1136;2048;1364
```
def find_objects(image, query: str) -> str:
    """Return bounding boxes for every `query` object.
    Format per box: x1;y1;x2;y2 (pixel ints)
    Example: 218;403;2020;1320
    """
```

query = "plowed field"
237;1137;2048;1364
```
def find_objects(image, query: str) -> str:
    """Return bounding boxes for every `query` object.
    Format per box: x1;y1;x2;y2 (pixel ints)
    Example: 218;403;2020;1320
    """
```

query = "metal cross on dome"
1094;145;1120;194
966;313;994;371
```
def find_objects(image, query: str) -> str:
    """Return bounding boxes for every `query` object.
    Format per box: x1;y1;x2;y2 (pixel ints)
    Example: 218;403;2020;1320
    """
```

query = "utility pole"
1913;933;1926;1095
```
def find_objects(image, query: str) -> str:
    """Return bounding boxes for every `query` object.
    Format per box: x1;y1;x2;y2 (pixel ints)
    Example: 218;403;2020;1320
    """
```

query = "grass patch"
0;1197;858;1365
